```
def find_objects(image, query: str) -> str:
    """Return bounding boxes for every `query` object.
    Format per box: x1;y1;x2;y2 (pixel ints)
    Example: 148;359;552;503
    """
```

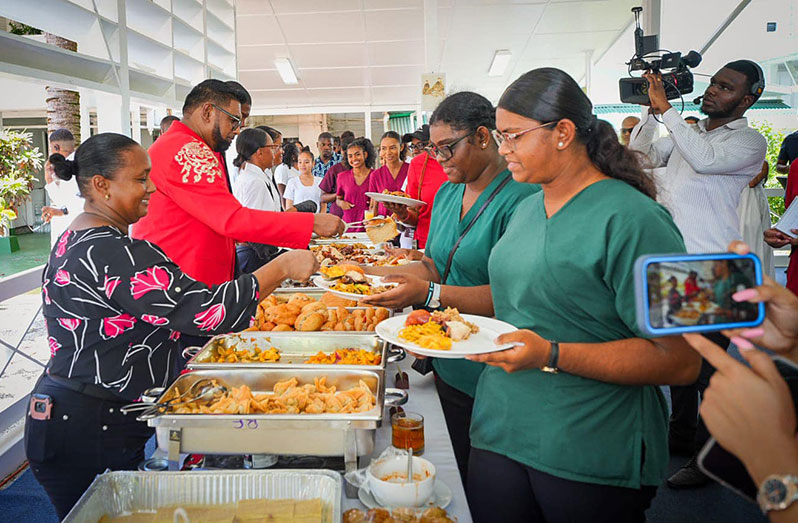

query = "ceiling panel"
277;12;365;43
300;67;370;88
269;0;361;14
289;43;369;68
236;0;638;112
236;15;283;46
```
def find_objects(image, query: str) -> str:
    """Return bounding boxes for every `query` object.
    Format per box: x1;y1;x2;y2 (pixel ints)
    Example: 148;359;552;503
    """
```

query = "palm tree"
44;33;81;144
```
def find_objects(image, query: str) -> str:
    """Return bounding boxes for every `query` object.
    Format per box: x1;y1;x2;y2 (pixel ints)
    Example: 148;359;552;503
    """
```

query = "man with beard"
630;60;767;489
132;79;343;287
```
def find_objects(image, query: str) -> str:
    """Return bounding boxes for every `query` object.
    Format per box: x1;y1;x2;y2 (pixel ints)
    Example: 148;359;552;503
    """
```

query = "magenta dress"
336;169;372;232
368;163;409;217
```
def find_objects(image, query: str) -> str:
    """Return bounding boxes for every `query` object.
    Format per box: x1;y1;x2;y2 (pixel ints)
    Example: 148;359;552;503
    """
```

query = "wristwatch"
427;283;442;309
541;340;560;374
758;474;798;513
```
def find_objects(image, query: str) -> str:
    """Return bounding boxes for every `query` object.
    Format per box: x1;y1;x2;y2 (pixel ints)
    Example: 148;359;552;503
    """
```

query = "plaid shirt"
312;157;336;178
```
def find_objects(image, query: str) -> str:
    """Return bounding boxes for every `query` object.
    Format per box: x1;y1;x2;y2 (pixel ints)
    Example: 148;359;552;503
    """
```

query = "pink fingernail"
731;336;755;350
741;328;765;338
732;289;757;302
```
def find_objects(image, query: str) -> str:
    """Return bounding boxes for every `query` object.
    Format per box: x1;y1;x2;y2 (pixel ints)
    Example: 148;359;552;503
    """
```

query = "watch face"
765;478;788;504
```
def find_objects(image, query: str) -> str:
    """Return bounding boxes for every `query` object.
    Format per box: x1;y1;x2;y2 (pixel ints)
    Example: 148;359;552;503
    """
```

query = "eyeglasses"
491;121;556;151
406;142;428;152
261;144;282;150
212;104;242;130
425;132;474;161
620;127;634;134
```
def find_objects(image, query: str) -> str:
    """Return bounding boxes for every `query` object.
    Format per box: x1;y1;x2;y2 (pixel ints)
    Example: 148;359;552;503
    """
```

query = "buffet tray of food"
185;331;404;371
64;469;341;523
133;369;406;458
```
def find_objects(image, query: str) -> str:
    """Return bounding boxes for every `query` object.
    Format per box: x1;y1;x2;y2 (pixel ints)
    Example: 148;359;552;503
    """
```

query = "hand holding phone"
635;253;765;336
686;334;798;503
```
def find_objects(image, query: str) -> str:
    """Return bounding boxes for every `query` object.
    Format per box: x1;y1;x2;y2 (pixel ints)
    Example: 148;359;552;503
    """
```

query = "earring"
482;143;487;148
105;194;110;200
558;142;564;148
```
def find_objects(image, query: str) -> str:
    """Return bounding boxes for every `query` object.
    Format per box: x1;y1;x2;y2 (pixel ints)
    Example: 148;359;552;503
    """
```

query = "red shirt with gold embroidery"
132;121;313;285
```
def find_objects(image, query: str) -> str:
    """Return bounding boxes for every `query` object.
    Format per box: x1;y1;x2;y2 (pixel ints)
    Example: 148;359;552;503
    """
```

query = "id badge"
30;394;52;420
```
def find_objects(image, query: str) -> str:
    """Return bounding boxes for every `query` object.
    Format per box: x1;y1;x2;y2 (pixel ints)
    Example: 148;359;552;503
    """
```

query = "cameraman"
630;60;768;489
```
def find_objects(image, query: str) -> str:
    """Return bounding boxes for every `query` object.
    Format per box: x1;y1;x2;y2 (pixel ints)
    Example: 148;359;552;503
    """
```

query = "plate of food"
375;308;517;359
312;265;398;300
366;191;426;208
364;216;400;244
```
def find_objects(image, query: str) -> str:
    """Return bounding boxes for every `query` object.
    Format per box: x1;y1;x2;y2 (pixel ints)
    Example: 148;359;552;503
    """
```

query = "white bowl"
366;455;436;507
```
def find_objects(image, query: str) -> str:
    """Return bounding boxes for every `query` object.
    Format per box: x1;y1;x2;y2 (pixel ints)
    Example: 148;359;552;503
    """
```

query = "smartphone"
634;253;765;336
697;356;798;503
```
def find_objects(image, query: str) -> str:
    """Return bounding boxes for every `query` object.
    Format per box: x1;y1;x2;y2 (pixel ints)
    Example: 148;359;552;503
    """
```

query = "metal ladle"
120;378;227;416
405;447;414;484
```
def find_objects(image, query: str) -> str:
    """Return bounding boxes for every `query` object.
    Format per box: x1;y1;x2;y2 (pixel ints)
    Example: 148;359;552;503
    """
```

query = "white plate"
375;313;517;359
358;479;452;511
312;274;398;300
366;192;426;208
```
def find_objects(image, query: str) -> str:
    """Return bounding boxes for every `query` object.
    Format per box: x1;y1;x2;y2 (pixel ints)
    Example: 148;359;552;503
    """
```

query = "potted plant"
0;129;44;253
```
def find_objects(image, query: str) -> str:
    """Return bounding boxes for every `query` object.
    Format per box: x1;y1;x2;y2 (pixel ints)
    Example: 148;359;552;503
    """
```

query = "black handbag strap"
441;175;512;284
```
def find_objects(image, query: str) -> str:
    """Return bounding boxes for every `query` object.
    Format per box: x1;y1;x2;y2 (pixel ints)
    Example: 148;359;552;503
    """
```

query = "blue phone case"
634;253;765;337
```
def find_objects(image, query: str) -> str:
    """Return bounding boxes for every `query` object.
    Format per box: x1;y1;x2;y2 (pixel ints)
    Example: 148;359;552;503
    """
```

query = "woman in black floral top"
25;133;318;519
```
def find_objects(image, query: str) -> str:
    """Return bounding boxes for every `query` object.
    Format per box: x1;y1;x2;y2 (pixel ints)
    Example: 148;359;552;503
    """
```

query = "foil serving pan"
63;469;341;523
185;331;404;371
141;369;404;457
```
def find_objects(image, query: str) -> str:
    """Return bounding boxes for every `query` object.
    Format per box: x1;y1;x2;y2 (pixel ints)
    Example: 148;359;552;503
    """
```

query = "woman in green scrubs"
362;91;538;484
466;68;702;522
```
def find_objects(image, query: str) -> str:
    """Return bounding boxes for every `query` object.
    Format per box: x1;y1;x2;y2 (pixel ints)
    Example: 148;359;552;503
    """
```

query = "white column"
641;0;661;37
131;104;142;142
96;92;124;133
423;0;439;73
79;101;90;142
117;0;131;137
364;110;372;143
584;50;593;98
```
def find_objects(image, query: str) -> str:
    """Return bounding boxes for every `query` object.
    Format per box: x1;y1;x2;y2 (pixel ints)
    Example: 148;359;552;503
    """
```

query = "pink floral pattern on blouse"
42;226;258;400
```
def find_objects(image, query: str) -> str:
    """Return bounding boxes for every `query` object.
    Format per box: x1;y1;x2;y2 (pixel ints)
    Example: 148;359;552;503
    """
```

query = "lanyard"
441;175;511;284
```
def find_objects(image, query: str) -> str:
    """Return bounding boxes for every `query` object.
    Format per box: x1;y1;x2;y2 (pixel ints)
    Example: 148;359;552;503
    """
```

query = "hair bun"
49;153;77;181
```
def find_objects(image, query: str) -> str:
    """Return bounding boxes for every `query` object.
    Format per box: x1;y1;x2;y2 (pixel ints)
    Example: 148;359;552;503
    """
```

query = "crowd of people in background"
28;61;798;522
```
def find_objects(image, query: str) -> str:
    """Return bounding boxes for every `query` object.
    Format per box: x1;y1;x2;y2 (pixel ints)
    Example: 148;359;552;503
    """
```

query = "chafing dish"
185;331;404;371
130;369;406;479
64;469;341;523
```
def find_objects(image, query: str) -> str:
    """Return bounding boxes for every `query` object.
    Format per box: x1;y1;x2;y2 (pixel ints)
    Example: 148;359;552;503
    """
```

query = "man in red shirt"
386;125;447;248
133;80;343;285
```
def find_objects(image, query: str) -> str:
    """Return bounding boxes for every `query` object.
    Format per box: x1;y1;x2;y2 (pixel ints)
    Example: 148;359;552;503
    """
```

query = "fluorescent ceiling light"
275;58;298;84
488;50;512;77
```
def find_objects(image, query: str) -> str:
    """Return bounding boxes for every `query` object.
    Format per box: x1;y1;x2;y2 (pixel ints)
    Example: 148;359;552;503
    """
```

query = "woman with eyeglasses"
336;138;376;232
464;68;701;522
232;128;287;272
368;131;409;217
362;92;539;485
386;125;448;248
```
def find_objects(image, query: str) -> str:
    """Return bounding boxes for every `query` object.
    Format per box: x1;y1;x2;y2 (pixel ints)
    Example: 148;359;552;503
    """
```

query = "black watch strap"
542;340;559;373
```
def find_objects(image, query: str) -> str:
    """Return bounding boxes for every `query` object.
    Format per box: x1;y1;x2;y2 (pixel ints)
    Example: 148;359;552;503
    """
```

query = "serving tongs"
121;378;228;421
343;216;384;231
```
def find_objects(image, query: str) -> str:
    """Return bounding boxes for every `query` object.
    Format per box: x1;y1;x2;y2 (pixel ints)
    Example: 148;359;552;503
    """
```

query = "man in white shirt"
630;59;767;489
42;129;83;247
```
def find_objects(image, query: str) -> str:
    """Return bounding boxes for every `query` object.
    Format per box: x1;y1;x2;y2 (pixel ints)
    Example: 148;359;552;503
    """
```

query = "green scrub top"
425;169;539;397
473;179;686;489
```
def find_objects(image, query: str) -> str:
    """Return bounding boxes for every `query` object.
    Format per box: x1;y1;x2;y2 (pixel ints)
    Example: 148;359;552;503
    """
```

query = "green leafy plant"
751;120;786;223
0;129;43;236
8;21;42;36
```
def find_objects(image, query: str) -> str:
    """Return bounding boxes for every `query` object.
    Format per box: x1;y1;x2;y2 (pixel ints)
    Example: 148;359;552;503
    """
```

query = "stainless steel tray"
64;469;341;522
270;287;328;298
185;331;404;371
138;369;406;460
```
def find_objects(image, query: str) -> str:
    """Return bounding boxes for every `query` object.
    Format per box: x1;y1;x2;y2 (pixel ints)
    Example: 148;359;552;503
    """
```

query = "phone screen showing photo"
646;257;759;330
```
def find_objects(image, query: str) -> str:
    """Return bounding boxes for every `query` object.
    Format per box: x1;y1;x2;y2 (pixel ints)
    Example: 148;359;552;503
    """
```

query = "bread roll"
295;311;326;331
320;292;357;308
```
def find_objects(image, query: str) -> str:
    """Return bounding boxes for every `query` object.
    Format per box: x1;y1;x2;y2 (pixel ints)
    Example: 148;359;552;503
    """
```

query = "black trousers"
24;375;153;520
468;448;658;523
433;375;474;488
669;331;730;451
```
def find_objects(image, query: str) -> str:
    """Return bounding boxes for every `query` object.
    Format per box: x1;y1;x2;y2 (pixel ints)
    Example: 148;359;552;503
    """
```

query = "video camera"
619;7;702;105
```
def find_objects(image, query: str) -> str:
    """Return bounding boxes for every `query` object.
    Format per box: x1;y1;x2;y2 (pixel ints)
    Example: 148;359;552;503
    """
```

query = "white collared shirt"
232;162;282;212
630;108;767;253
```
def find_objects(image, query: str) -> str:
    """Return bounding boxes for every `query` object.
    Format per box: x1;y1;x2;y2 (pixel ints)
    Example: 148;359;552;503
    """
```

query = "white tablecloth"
341;362;472;522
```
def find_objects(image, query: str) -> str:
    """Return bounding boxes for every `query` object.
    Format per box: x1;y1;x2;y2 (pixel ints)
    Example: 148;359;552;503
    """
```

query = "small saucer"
357;479;452;510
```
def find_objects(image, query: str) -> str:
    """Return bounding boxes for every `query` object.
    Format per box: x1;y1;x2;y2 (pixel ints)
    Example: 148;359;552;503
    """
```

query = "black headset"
746;60;765;99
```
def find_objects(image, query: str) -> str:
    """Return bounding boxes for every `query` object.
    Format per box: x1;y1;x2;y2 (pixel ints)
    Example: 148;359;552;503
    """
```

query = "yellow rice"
399;322;452;351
